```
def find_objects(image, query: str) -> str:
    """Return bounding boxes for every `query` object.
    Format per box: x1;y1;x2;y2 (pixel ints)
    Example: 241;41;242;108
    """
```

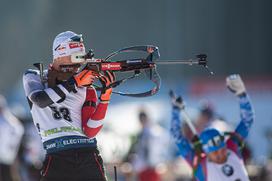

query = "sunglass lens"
70;35;83;42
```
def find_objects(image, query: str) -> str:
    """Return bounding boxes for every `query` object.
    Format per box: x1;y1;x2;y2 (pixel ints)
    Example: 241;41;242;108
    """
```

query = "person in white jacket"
0;95;24;181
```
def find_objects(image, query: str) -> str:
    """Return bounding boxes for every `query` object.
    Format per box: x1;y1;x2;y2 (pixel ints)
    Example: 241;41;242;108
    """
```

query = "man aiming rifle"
170;74;254;181
23;31;114;181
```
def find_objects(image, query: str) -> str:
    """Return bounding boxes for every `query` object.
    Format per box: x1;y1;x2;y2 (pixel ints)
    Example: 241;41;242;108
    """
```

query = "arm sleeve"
81;87;109;138
170;107;195;166
226;93;254;157
23;69;76;108
234;93;254;139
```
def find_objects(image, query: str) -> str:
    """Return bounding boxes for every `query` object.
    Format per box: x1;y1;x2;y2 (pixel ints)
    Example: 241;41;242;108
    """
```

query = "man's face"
207;147;228;164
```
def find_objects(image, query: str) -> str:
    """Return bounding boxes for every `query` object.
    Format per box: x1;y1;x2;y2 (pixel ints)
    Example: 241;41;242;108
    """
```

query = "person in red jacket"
23;31;114;181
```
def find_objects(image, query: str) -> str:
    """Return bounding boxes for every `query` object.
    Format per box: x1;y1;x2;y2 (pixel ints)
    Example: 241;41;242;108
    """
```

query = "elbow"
83;125;103;138
30;91;53;108
83;119;104;138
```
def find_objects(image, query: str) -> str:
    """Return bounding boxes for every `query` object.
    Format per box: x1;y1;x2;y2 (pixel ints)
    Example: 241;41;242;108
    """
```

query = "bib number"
49;106;72;122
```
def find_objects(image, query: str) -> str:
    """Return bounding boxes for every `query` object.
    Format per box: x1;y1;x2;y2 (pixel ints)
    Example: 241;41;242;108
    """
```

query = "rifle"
79;45;213;97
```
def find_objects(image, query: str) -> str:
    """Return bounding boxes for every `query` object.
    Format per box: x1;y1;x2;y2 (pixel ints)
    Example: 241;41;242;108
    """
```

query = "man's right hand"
73;70;99;87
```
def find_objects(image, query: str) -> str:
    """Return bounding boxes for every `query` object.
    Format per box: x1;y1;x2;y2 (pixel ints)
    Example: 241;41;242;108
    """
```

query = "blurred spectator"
20;121;45;181
127;109;168;181
9;103;46;181
182;100;216;141
0;95;24;181
195;101;214;133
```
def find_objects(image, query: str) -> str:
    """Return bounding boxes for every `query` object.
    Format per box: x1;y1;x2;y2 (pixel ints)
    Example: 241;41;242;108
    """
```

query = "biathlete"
170;74;254;181
23;31;114;181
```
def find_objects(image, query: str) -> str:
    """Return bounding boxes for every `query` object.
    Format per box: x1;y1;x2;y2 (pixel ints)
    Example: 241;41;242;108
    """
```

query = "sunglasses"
69;35;83;43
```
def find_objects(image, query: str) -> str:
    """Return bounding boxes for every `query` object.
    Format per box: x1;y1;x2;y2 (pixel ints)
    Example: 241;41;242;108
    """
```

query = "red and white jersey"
23;69;108;153
206;150;249;181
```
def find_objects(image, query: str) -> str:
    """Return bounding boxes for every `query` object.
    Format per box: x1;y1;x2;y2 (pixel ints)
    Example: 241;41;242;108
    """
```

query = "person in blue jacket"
170;74;254;181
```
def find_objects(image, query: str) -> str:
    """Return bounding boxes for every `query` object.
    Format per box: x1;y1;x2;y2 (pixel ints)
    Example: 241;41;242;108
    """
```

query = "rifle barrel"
156;59;199;65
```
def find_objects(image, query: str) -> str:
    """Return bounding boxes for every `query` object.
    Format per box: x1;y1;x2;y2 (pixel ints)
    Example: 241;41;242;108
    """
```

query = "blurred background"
0;0;272;180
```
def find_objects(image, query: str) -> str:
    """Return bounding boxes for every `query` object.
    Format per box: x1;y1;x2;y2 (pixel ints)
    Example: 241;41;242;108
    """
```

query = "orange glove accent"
100;88;112;102
73;70;98;87
99;71;115;102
